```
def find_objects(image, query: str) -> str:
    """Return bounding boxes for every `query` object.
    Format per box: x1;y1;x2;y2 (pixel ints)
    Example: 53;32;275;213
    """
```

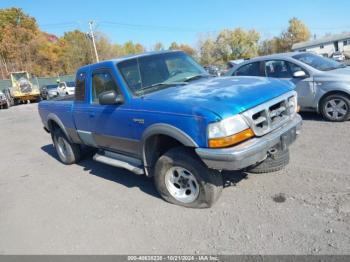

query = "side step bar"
93;150;144;175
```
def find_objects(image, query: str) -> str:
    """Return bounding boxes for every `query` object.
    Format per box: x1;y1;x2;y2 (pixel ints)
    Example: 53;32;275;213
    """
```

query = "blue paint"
39;52;293;148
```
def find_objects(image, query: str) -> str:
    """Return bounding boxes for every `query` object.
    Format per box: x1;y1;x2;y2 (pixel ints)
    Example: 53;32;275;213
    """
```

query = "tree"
199;38;216;65
169;42;179;50
95;33;116;61
169;42;195;56
122;41;145;55
214;28;260;62
259;38;279;55
0;8;37;35
59;30;93;74
153;42;164;51
278;17;311;52
0;8;39;74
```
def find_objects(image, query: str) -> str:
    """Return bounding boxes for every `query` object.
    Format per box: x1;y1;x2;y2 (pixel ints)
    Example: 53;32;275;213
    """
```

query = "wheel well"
143;134;185;176
47;119;60;133
318;91;350;112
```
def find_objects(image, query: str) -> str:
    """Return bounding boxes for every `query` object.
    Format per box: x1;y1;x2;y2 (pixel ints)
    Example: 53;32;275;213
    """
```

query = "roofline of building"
292;32;350;50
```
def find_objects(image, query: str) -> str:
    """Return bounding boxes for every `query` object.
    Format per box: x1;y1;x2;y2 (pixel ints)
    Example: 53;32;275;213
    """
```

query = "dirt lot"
0;103;349;255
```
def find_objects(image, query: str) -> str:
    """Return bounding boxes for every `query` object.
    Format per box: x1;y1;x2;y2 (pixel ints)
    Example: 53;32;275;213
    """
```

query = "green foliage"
0;7;312;78
0;7;37;35
59;30;93;74
153;42;164;51
259;17;311;55
199;28;260;65
169;42;195;56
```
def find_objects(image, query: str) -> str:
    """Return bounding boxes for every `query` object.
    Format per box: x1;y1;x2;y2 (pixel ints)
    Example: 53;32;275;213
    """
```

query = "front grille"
242;91;297;136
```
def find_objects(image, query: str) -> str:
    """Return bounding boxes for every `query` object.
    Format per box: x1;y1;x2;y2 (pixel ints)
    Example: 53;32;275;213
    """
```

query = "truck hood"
144;76;294;119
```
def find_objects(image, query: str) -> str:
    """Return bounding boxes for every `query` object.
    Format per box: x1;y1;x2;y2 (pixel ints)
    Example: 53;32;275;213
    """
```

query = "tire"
52;128;81;165
154;147;223;208
320;94;350;122
247;149;290;174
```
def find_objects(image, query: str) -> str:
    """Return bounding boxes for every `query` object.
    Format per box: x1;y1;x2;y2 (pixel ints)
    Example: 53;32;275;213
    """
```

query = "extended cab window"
75;72;86;101
92;71;120;103
235;62;262;76
264;60;292;78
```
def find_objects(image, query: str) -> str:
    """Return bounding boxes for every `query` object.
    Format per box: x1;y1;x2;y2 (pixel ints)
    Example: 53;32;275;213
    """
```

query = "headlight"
208;115;254;148
288;94;298;115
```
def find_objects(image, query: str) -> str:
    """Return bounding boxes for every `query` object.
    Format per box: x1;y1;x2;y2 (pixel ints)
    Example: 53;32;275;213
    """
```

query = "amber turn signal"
208;128;254;148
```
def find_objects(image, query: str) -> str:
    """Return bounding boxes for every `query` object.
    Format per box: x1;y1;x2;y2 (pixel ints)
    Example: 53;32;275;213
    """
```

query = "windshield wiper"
184;74;211;82
139;81;187;92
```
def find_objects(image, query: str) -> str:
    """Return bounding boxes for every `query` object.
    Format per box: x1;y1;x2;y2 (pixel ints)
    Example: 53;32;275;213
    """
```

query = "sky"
1;0;350;49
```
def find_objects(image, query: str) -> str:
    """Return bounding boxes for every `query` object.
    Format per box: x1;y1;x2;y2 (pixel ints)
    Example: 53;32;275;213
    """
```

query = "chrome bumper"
195;114;302;171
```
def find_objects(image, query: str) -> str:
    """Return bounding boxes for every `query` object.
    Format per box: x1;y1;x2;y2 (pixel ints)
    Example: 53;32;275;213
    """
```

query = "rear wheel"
320;94;350;122
154;147;223;208
52;128;81;164
247;149;290;174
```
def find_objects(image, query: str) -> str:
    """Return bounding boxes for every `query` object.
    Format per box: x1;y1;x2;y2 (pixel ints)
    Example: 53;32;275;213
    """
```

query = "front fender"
316;82;350;111
141;123;198;175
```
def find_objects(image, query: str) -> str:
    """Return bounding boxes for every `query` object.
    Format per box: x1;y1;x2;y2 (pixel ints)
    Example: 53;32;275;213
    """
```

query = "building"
292;32;350;57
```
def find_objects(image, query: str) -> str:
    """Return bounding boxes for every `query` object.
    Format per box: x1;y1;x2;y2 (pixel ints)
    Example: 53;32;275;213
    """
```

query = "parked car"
204;65;221;76
226;52;350;122
38;50;301;208
332;51;345;62
0;90;10;109
57;81;75;97
40;84;59;100
2;88;14;106
227;59;245;69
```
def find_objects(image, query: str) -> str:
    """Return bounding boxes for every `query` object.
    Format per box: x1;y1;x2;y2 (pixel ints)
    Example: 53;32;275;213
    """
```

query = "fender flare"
141;124;198;173
47;113;72;143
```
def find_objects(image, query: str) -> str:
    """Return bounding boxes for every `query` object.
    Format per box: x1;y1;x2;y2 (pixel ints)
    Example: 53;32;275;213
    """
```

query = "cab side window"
92;71;121;103
265;60;292;78
75;72;86;101
235;62;261;76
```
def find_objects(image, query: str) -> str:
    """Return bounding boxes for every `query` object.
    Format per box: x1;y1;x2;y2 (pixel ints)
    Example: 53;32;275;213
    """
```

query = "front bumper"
195;114;302;171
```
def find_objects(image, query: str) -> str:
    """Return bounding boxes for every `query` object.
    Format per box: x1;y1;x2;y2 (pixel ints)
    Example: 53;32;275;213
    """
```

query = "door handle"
89;112;96;118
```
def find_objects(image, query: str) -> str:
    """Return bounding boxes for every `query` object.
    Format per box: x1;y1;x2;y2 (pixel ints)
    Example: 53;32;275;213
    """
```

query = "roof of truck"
78;50;183;72
109;50;181;63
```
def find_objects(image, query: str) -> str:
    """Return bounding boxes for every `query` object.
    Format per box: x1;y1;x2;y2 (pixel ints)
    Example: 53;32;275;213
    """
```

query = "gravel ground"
0;103;349;255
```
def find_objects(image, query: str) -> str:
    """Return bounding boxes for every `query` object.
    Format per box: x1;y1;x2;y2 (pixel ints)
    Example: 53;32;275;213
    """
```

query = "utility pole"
88;21;99;62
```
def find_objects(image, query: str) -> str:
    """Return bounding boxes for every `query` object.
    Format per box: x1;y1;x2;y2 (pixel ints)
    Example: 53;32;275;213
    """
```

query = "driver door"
87;69;139;157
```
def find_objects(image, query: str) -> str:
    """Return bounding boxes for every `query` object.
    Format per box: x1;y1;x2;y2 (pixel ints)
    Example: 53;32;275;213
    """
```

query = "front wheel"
154;147;223;208
320;94;350;122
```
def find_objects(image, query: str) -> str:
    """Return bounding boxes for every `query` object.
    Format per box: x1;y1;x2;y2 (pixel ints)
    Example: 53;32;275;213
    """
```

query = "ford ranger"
38;50;302;208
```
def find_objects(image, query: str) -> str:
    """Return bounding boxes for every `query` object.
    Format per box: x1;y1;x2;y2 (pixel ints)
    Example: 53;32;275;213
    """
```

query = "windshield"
293;53;345;71
117;51;208;96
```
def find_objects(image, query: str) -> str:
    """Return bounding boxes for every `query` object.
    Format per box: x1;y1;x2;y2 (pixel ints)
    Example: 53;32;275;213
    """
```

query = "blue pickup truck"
38;50;302;208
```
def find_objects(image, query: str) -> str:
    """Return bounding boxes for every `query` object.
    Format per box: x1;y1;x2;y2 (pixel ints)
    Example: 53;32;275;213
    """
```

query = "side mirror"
98;90;124;105
293;70;307;78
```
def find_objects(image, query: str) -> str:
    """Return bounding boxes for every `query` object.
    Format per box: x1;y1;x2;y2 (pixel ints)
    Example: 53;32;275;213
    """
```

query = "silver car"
226;52;350;122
